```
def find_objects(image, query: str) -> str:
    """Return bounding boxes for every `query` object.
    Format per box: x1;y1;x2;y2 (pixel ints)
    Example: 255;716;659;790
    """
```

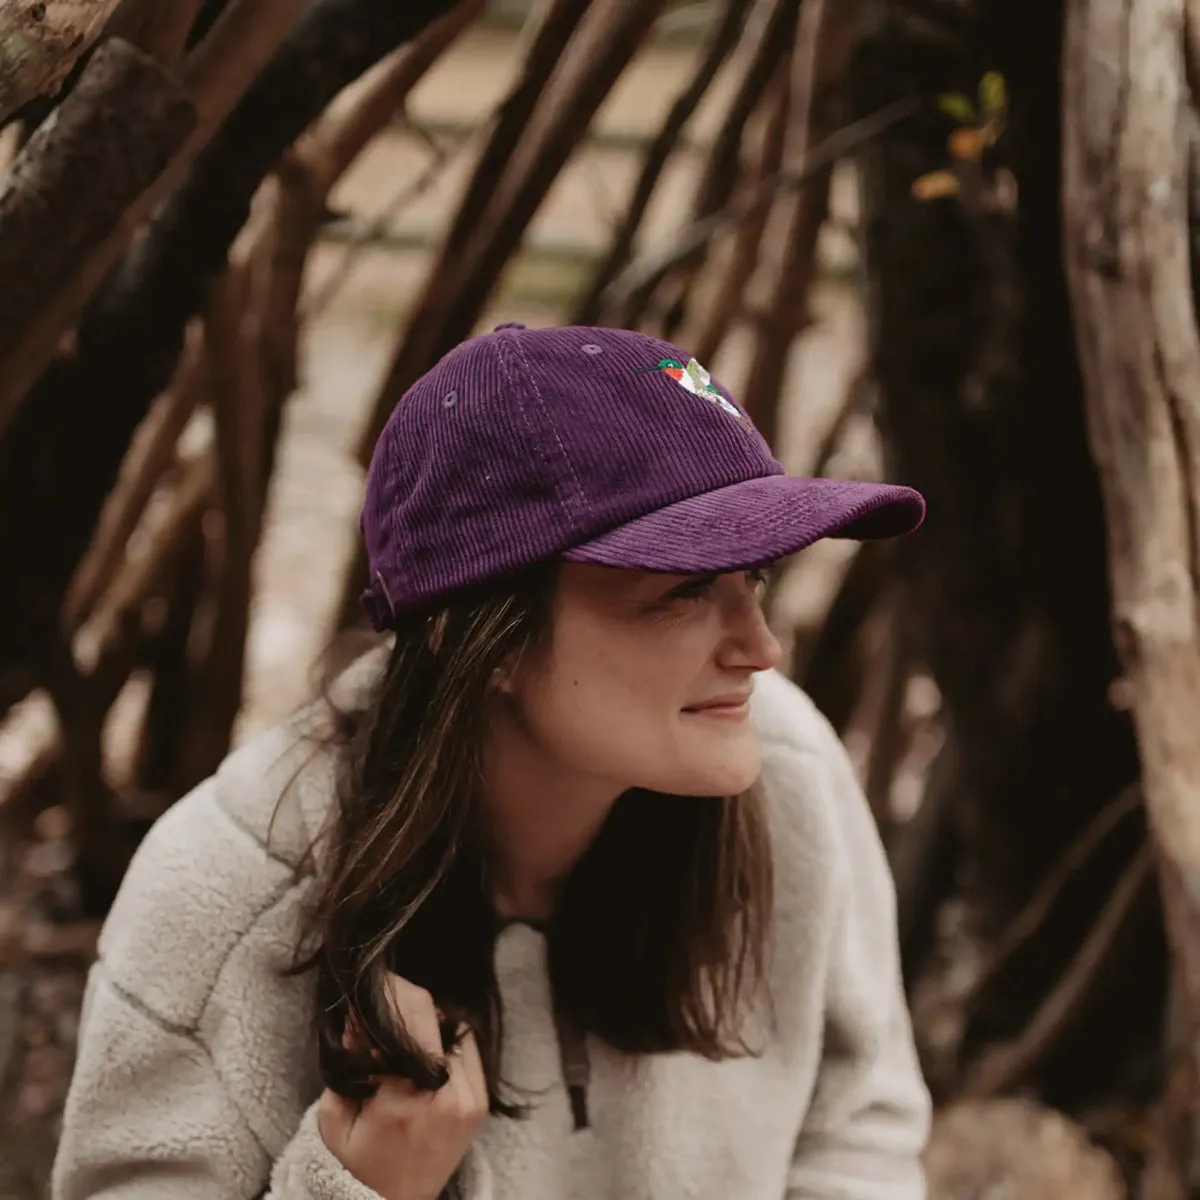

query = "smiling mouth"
682;695;752;718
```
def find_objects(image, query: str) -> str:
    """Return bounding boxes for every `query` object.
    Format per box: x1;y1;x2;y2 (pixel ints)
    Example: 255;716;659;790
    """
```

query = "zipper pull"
554;1007;591;1131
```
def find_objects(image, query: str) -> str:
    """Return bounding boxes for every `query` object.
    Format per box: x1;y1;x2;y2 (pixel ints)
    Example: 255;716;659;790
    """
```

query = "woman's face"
504;563;783;798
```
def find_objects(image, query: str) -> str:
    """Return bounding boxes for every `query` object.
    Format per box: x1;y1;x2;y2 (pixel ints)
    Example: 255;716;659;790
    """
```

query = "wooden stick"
737;0;859;448
170;263;262;789
686;54;792;362
0;0;312;434
41;636;117;906
252;154;323;424
432;0;588;275
1187;0;1200;107
572;0;754;326
862;596;913;828
0;37;197;439
171;150;330;789
303;0;486;197
0;3;465;713
960;847;1153;1098
100;0;210;66
63;326;207;631
0;0;122;124
795;539;895;731
294;3;483;316
355;0;668;468
603;98;915;322
607;0;800;331
346;0;590;469
962;785;1142;1010
66;5;462;648
128;524;206;794
82;453;214;682
1063;0;1200;1104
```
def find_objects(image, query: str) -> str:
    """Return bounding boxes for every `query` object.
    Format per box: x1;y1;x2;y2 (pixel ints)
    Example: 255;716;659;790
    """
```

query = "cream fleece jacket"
52;665;930;1200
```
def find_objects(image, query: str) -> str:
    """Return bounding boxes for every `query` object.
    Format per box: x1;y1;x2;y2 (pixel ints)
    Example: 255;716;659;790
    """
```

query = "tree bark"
1062;0;1200;1141
0;0;464;717
101;0;210;66
0;0;314;429
854;0;1158;1109
0;0;121;124
0;39;196;390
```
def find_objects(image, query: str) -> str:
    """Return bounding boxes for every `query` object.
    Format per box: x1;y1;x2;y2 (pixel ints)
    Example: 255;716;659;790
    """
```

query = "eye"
668;574;719;602
747;567;770;596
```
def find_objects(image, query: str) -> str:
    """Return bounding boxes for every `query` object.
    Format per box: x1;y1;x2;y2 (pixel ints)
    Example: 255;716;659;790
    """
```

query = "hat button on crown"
493;322;526;331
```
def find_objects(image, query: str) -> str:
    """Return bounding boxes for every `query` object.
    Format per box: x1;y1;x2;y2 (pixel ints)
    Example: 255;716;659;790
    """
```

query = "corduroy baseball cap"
359;323;924;628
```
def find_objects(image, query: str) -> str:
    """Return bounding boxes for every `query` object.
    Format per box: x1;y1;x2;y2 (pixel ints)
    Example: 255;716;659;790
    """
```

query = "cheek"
518;609;762;793
520;665;765;798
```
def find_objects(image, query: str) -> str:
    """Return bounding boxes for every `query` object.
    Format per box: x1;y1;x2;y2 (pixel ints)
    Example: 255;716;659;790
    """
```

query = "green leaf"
937;92;976;123
978;71;1008;115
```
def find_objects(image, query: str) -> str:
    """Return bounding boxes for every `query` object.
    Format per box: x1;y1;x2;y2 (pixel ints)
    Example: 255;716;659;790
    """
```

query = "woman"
53;324;931;1200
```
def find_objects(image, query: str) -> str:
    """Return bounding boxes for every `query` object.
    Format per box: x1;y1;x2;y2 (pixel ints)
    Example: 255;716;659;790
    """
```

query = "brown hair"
298;561;774;1113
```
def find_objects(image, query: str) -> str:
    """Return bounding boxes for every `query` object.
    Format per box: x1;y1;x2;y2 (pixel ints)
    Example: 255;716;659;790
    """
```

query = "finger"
382;973;444;1060
447;1028;487;1113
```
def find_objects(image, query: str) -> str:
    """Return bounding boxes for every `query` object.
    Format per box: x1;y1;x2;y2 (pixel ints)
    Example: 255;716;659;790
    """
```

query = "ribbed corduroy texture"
360;323;924;623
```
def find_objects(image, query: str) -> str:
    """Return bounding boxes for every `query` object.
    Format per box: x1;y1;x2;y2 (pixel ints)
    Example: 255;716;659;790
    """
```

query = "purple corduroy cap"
359;323;924;628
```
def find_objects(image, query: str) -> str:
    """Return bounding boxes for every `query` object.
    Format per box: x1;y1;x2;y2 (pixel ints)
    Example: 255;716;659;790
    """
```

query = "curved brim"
562;475;925;573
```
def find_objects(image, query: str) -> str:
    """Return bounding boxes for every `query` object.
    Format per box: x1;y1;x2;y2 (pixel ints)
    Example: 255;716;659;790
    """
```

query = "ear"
491;665;514;694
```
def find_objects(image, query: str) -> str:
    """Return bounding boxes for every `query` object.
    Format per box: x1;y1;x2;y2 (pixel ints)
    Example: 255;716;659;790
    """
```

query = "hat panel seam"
493;332;581;530
507;331;590;522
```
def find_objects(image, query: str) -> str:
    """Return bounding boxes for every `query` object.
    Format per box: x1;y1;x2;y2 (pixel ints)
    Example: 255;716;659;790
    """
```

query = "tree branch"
602;97;915;318
960;847;1153;1098
0;38;196;433
0;0;122;125
572;0;754;326
0;0;464;717
1063;0;1200;1109
353;0;668;468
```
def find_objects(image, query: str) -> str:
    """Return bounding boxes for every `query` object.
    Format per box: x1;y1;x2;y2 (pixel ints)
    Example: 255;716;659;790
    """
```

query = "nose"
719;587;783;673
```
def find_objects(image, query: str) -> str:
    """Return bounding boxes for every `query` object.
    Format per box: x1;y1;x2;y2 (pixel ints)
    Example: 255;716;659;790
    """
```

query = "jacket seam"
197;876;310;1028
212;785;306;872
102;971;275;1173
100;871;305;1037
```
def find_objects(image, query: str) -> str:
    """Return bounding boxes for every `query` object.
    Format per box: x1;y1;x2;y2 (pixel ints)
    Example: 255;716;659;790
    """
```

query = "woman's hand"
317;975;487;1200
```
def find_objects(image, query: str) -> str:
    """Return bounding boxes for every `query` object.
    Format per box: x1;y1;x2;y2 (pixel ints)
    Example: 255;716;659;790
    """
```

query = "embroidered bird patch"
643;357;742;420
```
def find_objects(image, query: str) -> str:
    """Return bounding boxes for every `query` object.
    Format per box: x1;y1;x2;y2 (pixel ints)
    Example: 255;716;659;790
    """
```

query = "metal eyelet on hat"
581;343;603;355
442;390;458;408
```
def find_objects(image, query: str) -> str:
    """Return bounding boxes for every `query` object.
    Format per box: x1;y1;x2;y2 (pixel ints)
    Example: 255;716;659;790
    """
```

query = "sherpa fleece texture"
53;664;930;1200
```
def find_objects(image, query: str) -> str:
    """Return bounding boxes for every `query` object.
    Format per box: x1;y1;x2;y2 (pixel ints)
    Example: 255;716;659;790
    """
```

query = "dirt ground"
0;24;866;1196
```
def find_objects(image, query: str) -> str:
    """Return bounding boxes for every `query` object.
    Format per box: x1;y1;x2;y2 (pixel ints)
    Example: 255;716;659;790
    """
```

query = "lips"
683;692;752;714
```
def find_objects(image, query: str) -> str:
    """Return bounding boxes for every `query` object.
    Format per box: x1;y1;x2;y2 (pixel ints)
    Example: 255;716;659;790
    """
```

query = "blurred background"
0;0;1192;1195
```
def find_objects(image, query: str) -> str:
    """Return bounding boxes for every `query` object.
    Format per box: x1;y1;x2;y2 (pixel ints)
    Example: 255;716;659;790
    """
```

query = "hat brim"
561;475;925;573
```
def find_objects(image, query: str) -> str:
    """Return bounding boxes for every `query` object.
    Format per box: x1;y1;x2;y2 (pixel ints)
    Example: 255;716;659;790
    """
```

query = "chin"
664;741;763;798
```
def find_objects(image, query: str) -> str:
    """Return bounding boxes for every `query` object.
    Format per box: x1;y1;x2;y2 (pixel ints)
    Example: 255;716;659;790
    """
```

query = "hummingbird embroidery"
639;356;742;420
